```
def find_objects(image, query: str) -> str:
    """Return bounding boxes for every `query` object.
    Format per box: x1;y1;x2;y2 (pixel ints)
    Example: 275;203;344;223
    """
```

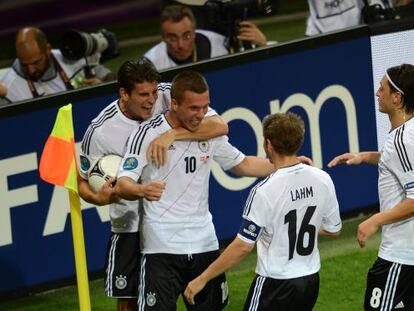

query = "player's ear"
171;98;179;111
265;138;274;154
119;87;129;101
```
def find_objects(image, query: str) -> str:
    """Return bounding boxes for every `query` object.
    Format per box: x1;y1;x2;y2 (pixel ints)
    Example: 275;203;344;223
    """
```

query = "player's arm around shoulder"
147;114;228;167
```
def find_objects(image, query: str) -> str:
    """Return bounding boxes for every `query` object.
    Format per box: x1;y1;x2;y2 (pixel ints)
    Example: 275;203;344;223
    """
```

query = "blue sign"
0;35;378;294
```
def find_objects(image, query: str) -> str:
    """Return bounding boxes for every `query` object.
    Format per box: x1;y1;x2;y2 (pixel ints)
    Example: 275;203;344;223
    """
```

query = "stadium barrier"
1;19;414;297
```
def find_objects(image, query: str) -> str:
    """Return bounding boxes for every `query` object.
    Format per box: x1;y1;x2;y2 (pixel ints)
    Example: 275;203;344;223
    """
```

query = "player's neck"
273;154;299;170
389;109;414;131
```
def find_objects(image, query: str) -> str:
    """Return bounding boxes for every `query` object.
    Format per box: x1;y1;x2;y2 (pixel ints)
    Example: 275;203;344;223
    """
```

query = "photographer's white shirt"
144;29;228;70
1;49;110;102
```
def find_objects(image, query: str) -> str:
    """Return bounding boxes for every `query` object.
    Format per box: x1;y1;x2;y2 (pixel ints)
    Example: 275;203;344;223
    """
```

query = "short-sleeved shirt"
238;163;342;279
378;117;414;265
78;83;171;233
118;113;245;254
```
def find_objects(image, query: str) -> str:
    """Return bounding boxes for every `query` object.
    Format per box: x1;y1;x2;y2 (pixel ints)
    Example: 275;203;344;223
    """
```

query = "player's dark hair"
387;63;414;114
161;5;196;28
171;71;208;103
117;59;161;94
262;112;304;155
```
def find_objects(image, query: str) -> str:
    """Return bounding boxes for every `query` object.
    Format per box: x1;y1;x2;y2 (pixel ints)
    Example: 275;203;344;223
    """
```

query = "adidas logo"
168;144;175;151
394;301;404;309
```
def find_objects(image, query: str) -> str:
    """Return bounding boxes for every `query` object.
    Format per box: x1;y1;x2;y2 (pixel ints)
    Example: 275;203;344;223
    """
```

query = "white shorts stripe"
105;233;119;297
248;276;265;311
138;255;147;311
380;262;401;311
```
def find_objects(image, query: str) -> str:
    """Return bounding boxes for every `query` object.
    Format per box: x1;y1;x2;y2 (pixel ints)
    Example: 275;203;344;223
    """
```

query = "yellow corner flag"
39;104;91;311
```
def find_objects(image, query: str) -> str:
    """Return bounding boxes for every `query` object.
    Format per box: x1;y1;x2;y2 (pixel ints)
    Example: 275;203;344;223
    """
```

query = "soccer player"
78;60;228;311
328;63;414;311
184;112;342;311
116;72;313;310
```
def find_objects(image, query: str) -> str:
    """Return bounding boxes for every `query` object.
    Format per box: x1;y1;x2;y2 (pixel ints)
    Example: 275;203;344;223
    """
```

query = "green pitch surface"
0;215;379;310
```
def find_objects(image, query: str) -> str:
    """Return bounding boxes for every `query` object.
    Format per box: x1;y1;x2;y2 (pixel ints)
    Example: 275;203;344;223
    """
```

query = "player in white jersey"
328;64;414;311
184;112;341;311
116;71;279;310
78;60;228;311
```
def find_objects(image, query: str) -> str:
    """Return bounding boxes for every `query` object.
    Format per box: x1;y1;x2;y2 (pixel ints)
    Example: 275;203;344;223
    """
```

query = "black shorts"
104;232;140;298
243;273;319;311
137;251;229;311
364;257;414;311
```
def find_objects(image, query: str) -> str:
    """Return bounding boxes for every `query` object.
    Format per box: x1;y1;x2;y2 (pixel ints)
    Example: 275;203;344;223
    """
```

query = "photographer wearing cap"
144;4;267;70
0;27;114;103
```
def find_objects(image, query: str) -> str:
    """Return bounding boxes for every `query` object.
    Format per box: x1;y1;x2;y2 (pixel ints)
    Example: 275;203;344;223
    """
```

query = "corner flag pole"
39;104;91;311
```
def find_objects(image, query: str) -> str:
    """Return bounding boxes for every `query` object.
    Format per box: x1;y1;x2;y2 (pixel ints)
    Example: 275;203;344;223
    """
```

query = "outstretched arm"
184;237;254;305
328;151;380;168
230;156;274;177
357;198;414;248
148;115;228;166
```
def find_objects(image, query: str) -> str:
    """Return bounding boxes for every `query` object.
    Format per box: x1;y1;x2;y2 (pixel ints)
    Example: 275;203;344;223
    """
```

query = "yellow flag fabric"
39;104;78;193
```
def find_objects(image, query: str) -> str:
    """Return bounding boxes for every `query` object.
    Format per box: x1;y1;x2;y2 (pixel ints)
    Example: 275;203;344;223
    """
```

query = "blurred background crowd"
0;0;413;105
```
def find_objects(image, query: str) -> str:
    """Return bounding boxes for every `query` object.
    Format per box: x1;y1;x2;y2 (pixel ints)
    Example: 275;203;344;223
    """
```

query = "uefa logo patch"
115;275;127;290
123;157;138;170
146;292;157;306
80;156;90;171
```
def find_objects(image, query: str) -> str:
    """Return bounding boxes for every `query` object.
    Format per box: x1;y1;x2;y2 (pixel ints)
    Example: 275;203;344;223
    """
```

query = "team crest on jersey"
248;224;256;232
146;292;157;306
123;157;138;170
80;156;91;171
115;275;127;290
198;141;210;152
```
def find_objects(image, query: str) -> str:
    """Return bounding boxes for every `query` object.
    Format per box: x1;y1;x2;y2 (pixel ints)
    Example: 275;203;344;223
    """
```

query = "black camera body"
362;3;398;23
203;0;279;52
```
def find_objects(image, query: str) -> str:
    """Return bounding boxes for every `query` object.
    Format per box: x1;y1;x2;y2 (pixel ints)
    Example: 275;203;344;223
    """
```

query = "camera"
59;29;120;78
203;0;280;52
362;4;399;23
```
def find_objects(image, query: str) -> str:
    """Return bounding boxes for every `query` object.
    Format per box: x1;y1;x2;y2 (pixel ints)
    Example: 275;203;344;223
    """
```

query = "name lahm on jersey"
290;186;313;201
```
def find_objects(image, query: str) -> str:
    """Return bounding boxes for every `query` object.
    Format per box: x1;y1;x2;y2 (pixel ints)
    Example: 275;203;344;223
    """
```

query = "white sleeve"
117;126;152;181
212;136;245;170
79;127;105;180
152;83;172;115
396;127;414;200
321;175;342;233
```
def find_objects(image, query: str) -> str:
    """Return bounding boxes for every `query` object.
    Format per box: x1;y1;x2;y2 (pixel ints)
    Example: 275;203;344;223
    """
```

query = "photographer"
144;4;267;70
0;27;115;103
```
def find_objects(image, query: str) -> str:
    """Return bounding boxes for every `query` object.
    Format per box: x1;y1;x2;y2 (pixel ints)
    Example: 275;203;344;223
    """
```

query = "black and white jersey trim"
105;233;119;297
82;105;118;155
379;262;401;311
157;82;171;91
394;125;413;173
243;175;272;217
129;114;164;155
247;276;265;311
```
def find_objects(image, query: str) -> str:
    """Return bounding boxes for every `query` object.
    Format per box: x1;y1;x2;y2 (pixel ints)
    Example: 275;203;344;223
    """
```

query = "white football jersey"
118;113;245;254
238;163;341;279
378;117;414;265
78;83;171;233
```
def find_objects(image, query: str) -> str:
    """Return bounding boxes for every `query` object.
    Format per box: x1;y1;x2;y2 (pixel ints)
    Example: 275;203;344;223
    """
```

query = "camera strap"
26;55;74;98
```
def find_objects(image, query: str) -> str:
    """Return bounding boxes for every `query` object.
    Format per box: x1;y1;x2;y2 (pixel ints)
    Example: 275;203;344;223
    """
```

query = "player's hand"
142;180;166;201
357;216;380;248
297;155;313;166
0;82;7;97
184;277;207;306
147;130;176;167
328;152;363;168
237;21;267;47
93;177;119;205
